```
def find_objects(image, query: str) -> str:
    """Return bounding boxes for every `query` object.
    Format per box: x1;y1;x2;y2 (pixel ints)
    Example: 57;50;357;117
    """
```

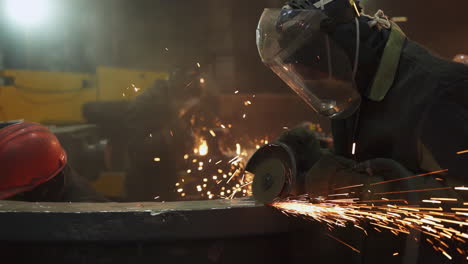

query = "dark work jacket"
8;165;109;203
62;165;110;202
329;25;467;264
332;25;468;187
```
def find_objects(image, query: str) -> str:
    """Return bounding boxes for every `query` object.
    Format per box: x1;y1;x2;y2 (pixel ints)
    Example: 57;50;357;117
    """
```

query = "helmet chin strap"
318;0;360;80
315;0;334;8
321;0;334;79
352;17;360;80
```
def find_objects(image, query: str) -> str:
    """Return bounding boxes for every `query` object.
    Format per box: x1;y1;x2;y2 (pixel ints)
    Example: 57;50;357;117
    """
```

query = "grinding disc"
252;158;287;204
246;143;297;204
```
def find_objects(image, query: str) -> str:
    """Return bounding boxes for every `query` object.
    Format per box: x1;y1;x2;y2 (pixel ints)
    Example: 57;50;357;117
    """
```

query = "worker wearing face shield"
256;0;468;199
251;1;468;262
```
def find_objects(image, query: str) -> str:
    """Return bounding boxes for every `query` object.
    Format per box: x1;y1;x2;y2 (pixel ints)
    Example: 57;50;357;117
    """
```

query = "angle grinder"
246;140;372;204
246;142;300;204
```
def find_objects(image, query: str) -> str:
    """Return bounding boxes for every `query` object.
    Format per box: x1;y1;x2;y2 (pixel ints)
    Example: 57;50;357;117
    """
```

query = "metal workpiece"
0;199;291;242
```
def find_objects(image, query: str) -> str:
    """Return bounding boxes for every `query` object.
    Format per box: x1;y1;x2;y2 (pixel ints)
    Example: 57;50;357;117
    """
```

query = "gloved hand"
353;158;459;202
353;158;413;179
276;123;326;175
303;153;378;197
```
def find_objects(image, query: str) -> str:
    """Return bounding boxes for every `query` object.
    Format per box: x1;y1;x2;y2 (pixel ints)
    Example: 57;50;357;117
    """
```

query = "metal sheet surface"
0;198;291;242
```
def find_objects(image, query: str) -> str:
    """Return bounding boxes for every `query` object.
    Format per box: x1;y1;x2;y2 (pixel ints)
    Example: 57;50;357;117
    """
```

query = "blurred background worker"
83;66;219;201
257;0;468;194
0;121;108;202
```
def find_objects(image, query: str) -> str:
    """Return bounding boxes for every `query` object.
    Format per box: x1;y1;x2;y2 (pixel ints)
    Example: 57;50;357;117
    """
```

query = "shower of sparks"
273;195;468;259
174;126;268;200
169;92;329;206
455;186;468;191
456;150;468;155
352;142;356;155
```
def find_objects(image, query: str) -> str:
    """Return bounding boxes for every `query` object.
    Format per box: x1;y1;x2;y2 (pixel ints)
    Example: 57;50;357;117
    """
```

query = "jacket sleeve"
63;165;110;202
123;80;174;138
419;80;468;186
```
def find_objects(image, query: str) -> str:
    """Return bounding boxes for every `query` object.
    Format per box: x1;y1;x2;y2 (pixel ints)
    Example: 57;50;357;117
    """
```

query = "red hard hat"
0;122;67;199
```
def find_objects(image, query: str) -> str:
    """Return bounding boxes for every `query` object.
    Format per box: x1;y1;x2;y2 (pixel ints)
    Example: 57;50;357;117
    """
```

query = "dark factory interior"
0;0;467;263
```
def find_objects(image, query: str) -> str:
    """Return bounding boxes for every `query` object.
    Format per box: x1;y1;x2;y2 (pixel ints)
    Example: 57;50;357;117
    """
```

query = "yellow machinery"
0;66;168;124
0;67;169;198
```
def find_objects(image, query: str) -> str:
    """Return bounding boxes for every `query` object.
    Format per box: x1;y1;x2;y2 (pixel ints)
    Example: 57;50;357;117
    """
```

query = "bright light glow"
198;139;208;156
236;143;241;155
5;0;52;27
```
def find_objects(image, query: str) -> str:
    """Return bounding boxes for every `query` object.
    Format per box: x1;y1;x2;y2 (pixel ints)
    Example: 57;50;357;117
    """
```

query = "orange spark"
442;251;452;260
374;187;452;195
359;199;407;204
423;200;441;204
334;184;364;191
451;208;468;211
371;169;448;186
326;234;361;254
430;197;458;202
209;130;216;137
328;193;350;197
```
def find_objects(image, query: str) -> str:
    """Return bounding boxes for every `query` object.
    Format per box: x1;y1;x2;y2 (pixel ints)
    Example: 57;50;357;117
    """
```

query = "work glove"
353;158;413;179
276;123;327;175
303;154;385;199
353;158;460;202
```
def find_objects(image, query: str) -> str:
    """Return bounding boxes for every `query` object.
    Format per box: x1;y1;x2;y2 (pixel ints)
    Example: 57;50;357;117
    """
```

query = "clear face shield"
256;8;361;119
